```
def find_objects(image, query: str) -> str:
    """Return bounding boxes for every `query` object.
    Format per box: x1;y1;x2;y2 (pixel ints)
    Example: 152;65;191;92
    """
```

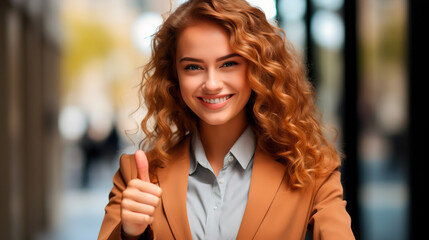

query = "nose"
202;68;223;93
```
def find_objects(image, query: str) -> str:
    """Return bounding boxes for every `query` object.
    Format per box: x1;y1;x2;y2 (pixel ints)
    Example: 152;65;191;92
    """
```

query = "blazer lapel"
156;136;193;240
236;148;287;240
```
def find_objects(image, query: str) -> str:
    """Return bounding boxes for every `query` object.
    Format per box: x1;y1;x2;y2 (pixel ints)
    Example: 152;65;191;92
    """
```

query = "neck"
198;110;248;175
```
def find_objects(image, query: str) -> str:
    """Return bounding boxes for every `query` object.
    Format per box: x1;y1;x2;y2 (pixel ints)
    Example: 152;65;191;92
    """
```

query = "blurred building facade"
1;0;425;239
1;0;61;239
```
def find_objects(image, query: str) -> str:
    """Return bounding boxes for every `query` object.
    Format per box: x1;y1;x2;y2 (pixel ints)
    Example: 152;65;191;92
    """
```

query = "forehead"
176;20;233;60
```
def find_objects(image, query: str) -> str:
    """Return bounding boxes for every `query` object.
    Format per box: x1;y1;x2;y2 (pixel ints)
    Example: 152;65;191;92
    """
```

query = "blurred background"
0;0;425;239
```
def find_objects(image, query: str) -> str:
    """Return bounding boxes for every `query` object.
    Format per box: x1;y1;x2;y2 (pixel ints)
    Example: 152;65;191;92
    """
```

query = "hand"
121;150;162;237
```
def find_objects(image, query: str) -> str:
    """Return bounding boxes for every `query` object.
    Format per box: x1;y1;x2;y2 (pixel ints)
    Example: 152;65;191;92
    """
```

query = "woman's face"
176;20;251;126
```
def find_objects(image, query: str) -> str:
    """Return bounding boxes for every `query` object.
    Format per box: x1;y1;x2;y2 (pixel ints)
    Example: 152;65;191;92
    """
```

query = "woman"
98;0;355;239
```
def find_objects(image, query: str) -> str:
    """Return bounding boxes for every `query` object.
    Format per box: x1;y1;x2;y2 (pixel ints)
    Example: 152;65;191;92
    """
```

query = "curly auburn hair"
139;0;341;188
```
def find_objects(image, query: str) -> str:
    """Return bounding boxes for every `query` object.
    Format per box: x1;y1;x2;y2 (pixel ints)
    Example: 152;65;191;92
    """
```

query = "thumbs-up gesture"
121;150;162;237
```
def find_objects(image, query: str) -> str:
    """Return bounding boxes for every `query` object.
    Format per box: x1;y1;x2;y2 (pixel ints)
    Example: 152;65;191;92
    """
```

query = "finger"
122;208;153;225
122;199;156;216
123;188;161;207
135;150;150;182
128;179;162;197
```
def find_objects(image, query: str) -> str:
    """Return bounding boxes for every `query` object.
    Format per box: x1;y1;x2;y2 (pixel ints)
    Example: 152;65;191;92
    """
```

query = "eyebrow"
179;53;241;63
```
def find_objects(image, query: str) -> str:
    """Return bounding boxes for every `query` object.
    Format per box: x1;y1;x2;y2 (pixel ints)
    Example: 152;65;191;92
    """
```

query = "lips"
200;95;232;104
197;94;233;109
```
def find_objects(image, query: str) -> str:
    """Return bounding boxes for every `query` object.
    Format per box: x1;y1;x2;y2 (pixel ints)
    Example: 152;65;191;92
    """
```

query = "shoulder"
147;135;192;169
310;168;345;213
308;152;343;197
306;169;355;238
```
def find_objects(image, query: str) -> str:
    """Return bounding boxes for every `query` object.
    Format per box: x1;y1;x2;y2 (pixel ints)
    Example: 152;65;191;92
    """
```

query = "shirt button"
219;178;225;184
213;206;218;210
227;155;234;162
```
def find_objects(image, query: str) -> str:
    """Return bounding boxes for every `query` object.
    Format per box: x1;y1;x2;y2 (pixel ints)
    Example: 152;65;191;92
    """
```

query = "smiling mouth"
199;94;233;104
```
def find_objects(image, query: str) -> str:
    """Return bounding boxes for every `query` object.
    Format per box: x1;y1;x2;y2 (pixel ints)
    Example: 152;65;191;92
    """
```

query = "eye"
184;64;202;71
221;61;238;68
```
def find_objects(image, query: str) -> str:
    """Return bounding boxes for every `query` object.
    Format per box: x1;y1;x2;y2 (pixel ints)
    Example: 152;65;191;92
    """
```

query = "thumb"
135;150;150;182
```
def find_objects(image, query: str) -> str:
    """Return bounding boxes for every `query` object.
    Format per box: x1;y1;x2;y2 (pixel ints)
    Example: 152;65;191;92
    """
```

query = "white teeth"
202;95;230;104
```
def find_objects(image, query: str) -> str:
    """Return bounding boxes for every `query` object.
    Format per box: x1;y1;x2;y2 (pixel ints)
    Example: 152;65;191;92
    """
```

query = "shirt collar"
189;126;256;175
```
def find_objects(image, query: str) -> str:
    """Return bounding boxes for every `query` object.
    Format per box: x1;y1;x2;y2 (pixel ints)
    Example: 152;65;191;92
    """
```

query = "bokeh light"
310;10;344;49
131;12;163;54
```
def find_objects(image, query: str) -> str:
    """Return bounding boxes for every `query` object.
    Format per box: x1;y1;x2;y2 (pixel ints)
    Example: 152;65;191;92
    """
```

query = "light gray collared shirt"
186;126;256;240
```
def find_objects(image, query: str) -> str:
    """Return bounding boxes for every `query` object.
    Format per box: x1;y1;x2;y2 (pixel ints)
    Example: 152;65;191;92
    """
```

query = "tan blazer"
98;136;355;240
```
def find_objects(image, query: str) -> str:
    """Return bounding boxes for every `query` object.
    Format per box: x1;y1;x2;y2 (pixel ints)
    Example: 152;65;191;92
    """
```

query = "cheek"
236;70;252;96
237;62;250;88
178;80;189;99
178;77;196;104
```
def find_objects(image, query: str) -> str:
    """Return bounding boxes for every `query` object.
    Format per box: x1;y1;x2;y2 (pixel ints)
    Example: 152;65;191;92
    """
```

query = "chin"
198;113;232;126
199;117;229;126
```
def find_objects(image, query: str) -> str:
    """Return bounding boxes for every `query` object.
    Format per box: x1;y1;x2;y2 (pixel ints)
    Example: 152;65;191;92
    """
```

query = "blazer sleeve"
97;154;154;240
308;170;355;240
